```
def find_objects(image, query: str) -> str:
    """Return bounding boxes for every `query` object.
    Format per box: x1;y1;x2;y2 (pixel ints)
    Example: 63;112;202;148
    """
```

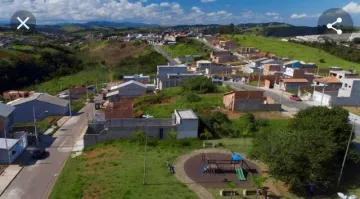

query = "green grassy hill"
163;38;210;58
228;35;360;70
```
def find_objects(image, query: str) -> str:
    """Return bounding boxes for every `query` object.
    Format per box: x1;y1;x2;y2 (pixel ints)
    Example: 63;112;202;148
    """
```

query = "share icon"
327;17;343;35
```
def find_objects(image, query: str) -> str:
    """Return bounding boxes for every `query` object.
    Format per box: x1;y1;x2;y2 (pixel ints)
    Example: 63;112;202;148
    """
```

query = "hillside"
163;38;210;58
228;35;360;70
78;40;148;66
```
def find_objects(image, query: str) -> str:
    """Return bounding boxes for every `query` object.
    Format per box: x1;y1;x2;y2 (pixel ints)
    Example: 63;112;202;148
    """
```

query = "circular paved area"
184;152;259;188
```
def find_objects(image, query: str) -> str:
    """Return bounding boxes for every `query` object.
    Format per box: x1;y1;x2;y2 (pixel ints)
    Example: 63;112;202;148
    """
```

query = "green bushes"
184;92;201;102
182;76;215;94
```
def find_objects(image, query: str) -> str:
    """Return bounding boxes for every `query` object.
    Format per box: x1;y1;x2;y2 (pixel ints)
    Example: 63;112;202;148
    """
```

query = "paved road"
153;44;179;65
1;104;95;199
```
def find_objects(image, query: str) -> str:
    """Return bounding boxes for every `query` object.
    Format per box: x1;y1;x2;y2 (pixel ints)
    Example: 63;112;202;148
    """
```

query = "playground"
184;152;259;188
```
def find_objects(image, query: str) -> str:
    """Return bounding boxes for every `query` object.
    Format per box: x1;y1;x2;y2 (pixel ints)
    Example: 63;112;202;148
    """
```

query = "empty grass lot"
50;138;257;199
228;35;360;70
50;139;202;199
163;38;210;58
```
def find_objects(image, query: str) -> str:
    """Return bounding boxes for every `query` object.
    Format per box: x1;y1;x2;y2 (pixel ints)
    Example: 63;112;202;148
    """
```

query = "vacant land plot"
219;109;291;120
50;139;202;199
79;41;147;66
163;38;210;58
228;35;360;70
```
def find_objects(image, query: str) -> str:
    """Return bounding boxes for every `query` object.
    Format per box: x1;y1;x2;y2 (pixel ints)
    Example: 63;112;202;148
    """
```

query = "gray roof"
0;138;18;149
7;93;69;107
176;109;198;119
0;103;15;118
106;90;119;97
110;80;146;91
260;59;276;64
253;58;268;63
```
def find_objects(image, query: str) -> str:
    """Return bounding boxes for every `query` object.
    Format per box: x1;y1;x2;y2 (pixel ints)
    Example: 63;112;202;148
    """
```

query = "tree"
250;106;360;189
182;76;215;94
200;129;213;141
131;130;145;146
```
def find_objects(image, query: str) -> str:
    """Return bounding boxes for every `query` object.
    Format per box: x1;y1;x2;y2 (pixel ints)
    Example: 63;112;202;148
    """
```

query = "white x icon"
17;17;30;30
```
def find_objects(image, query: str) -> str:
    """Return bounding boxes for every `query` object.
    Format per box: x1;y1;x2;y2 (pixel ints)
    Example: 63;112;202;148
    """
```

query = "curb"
0;165;24;196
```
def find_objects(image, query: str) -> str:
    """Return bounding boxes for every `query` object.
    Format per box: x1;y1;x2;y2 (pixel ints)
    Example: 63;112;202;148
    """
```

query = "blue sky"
1;0;360;25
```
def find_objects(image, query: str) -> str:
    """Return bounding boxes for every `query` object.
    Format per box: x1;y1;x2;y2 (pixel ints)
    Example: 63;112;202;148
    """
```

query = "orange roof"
282;78;308;83
314;76;341;84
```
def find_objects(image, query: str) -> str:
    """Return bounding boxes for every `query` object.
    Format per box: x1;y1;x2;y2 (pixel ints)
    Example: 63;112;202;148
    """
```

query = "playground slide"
235;167;246;181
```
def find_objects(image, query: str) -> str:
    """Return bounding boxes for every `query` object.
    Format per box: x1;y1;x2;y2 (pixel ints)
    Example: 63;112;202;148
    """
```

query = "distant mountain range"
59;21;160;28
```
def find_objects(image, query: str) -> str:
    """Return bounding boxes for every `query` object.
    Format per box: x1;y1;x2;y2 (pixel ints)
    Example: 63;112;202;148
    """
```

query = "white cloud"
343;2;360;14
290;13;320;19
0;0;288;25
160;2;170;7
201;0;216;3
266;12;279;17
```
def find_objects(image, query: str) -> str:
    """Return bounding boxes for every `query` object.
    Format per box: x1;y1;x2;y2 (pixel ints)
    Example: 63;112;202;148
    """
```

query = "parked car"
290;95;302;101
32;148;48;159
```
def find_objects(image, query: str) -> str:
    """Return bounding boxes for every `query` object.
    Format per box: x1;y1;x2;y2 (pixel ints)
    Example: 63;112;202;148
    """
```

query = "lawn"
228;35;360;70
163;38;210;58
50;139;202;199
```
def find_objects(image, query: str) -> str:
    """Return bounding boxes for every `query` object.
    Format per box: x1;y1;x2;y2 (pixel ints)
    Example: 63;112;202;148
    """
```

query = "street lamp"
337;117;357;187
142;114;153;185
33;106;48;146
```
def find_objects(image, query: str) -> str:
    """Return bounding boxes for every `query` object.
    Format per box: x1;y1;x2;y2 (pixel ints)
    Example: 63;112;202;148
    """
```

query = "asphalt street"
153;44;179;65
1;103;95;199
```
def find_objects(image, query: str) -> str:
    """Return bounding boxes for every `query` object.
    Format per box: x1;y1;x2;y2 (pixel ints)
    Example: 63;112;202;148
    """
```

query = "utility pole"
337;119;356;187
33;107;48;146
143;114;153;185
4;118;11;164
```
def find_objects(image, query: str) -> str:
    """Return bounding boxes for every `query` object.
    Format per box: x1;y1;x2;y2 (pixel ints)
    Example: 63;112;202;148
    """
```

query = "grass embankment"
26;66;110;95
163;38;210;58
228;35;360;70
134;87;231;118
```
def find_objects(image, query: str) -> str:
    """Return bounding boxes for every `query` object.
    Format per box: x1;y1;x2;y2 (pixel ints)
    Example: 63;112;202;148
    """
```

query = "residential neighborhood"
1;1;360;199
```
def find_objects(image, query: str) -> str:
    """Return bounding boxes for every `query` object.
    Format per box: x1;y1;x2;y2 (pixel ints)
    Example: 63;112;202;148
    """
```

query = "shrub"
147;136;158;147
184;92;201;102
182;76;215;94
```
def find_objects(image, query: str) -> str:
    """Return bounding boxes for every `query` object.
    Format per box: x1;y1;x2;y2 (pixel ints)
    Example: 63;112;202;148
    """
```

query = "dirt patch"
87;41;146;66
344;106;360;116
82;184;105;199
218;109;291;120
0;51;9;58
85;148;116;159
